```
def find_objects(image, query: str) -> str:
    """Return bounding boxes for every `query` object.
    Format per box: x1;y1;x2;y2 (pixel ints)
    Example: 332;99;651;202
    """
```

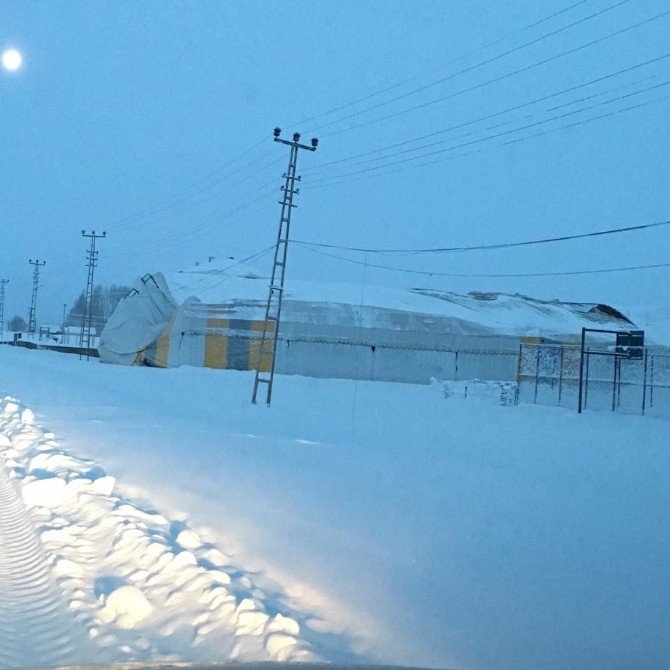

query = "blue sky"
1;0;668;324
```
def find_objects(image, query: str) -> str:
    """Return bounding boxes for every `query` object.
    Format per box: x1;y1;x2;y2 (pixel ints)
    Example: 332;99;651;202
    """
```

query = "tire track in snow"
0;396;357;665
0;450;91;668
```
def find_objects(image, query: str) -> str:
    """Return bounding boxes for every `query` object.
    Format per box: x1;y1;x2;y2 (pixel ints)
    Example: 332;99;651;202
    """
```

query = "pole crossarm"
275;138;317;152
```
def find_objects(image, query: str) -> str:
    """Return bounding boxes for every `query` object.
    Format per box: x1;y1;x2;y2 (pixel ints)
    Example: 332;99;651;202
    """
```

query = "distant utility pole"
80;230;106;350
0;279;9;336
27;260;46;335
61;303;67;343
252;128;318;405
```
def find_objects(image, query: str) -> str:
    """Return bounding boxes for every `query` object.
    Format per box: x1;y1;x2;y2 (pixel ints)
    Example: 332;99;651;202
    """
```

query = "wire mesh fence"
518;342;670;418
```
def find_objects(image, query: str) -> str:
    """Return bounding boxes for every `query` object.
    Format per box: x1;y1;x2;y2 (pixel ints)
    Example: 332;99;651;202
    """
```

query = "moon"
2;49;22;72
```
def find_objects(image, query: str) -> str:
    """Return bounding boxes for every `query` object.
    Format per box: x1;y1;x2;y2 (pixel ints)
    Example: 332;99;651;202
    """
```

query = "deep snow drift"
0;398;315;665
0;346;669;669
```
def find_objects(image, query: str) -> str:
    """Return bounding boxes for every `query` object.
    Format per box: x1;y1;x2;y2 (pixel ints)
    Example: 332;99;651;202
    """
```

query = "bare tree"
66;284;132;333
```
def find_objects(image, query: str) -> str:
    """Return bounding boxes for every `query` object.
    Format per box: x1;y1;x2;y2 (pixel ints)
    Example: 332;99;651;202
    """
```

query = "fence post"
578;328;586;413
533;344;540;405
612;356;619;412
584;351;591;410
642;349;648;415
558;345;565;406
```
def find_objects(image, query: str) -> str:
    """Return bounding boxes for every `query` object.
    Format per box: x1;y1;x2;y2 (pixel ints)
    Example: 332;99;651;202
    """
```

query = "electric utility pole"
252;128;318;405
0;279;9;337
27;260;45;335
80;230;106;350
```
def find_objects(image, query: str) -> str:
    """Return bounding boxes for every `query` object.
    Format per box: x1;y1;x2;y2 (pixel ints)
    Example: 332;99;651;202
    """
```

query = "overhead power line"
295;219;670;255
105;183;278;260
113;153;283;241
302;52;670;176
318;5;670;139
301;246;670;279
104;3;613;243
370;77;670;165
102;6;668;255
301;84;670;187
310;0;635;134
305;78;664;180
106;150;281;235
105;136;269;232
502;91;669;148
174;246;275;293
290;0;590;129
300;91;670;192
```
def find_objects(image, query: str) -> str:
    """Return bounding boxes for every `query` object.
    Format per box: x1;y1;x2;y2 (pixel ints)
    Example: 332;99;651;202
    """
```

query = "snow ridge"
0;396;317;666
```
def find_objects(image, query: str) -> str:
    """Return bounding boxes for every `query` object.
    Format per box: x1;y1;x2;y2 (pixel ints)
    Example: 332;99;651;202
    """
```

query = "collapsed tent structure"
98;261;636;384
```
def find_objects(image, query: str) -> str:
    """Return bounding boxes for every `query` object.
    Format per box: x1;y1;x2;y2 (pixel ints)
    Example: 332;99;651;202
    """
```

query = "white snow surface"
168;264;635;339
0;346;669;669
0;393;313;667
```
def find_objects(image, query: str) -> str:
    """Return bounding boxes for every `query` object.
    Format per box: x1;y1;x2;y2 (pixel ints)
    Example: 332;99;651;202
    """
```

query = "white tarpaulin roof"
166;259;635;339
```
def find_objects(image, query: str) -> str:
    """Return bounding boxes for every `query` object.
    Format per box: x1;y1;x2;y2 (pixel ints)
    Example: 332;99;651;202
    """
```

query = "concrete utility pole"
251;128;318;406
0;279;9;337
80;230;106;351
27;260;46;335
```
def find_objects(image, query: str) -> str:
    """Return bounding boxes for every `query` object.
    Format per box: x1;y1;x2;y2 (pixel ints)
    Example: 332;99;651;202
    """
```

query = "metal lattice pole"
80;230;106;352
61;303;67;343
27;260;46;335
0;279;8;337
251;128;318;405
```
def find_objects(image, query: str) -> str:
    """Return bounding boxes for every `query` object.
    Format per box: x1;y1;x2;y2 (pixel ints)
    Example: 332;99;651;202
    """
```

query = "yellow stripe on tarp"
204;317;229;369
204;333;228;369
248;339;272;372
202;319;274;371
251;319;274;333
153;317;176;368
248;320;274;372
207;318;230;330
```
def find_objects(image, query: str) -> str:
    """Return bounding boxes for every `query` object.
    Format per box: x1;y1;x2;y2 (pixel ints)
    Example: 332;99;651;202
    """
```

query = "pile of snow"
438;378;519;405
0;395;317;666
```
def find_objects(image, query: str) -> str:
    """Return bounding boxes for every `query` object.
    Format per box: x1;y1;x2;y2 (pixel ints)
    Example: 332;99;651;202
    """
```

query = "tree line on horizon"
8;284;132;333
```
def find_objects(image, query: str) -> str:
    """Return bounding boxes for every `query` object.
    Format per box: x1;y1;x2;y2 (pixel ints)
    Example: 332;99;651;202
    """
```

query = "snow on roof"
166;259;635;339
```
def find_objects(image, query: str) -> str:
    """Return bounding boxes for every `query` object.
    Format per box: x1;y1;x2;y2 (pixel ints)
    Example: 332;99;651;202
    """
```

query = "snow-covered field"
0;346;669;670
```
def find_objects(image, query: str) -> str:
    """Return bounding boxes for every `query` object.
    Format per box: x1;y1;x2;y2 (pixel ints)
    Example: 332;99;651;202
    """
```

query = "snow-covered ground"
0;399;315;667
0;346;669;669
